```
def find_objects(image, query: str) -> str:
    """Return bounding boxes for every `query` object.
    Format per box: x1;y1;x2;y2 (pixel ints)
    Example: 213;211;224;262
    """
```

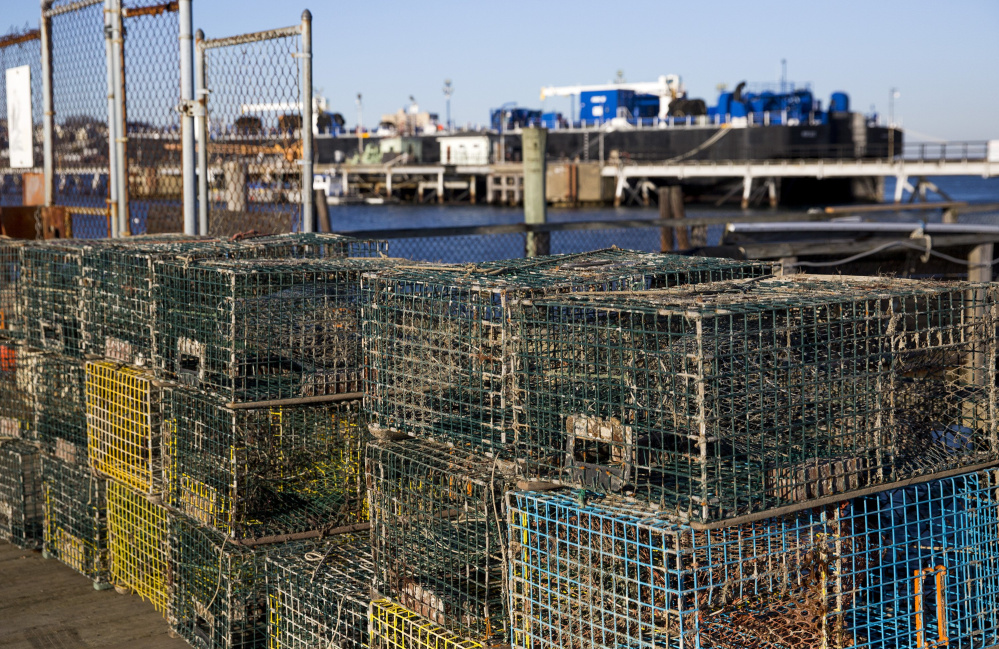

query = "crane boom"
540;74;683;101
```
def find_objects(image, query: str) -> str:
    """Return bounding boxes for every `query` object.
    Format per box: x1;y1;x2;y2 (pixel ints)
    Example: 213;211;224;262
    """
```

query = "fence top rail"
0;29;41;48
122;1;178;18
43;0;104;18
199;24;301;50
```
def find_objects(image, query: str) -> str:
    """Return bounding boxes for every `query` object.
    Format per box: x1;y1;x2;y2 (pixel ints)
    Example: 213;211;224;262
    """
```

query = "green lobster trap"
0;341;36;439
169;516;315;649
41;455;110;588
86;360;164;495
363;249;774;453
516;275;999;523
21;239;103;357
367;438;515;645
107;481;172;614
164;385;367;541
369;599;483;649
506;469;999;649
154;257;396;403
266;533;374;649
34;352;88;465
0;238;27;340
0;438;43;548
81;233;386;365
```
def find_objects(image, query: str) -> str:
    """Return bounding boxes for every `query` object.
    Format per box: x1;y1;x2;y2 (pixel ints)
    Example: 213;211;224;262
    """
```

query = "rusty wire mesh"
46;0;111;238
121;0;182;234
201;25;305;236
518;275;999;523
0;438;43;549
0;27;44;206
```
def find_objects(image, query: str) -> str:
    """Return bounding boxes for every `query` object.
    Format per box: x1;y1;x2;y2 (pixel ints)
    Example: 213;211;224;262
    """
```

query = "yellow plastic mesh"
86;361;161;494
370;599;483;649
107;481;170;613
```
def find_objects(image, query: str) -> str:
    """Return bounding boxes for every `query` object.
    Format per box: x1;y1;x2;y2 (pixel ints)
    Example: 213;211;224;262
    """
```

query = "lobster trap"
41;455;110;587
363;249;773;453
81;233;386;365
34;351;88;464
164;385;367;540
506;470;999;649
20;239;98;357
154;257;395;403
369;599;484;649
86;360;164;494
0;238;26;340
366;438;515;644
0;342;36;439
169;516;312;649
0;439;43;548
517;275;999;523
107;480;172;613
266;533;374;649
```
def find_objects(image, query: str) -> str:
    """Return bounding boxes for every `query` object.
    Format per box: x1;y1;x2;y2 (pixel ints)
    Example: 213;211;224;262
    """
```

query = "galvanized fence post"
110;0;128;236
195;29;208;236
300;10;313;233
103;0;119;235
40;0;54;207
179;0;195;235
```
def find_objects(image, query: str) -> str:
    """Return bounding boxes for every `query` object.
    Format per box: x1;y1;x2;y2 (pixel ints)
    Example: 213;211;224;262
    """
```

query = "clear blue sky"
6;0;998;141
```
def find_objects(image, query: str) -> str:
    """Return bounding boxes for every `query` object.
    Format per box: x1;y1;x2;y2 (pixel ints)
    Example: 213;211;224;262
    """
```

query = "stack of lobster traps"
502;275;999;649
360;250;781;648
73;234;387;649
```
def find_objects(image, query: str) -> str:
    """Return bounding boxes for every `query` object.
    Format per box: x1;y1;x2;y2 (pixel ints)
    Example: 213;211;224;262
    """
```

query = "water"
323;175;999;262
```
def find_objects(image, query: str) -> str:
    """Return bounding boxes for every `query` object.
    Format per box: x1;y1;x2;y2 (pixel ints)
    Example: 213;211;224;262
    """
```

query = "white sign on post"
6;65;33;169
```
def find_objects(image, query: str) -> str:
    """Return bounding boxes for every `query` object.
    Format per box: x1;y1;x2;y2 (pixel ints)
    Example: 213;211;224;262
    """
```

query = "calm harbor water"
330;175;999;237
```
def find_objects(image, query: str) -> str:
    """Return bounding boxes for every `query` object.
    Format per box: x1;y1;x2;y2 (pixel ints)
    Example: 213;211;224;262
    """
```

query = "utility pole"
356;93;363;155
888;87;899;160
443;79;453;133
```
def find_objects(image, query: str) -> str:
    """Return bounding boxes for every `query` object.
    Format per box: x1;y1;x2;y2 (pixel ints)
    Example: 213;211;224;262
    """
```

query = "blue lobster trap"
506;469;999;649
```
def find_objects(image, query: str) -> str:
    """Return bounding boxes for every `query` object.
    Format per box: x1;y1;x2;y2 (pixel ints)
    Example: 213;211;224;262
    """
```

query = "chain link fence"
121;1;182;234
0;28;43;207
198;22;308;236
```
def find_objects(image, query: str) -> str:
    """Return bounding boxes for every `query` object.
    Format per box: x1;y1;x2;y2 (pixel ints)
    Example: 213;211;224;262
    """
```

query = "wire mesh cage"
517;275;999;523
266;533;374;649
363;249;774;453
81;233;386;364
200;22;306;235
367;438;514;644
154;257;394;403
107;480;171;613
369;599;484;649
164;385;367;540
0;342;36;440
34;351;87;465
45;0;112;237
0;28;44;207
168;516;311;649
0;239;26;340
86;360;164;494
0;438;43;549
41;455;110;587
506;470;999;649
21;239;99;356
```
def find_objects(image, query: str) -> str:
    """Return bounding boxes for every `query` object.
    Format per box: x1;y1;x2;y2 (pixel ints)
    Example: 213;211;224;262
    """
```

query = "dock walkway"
0;542;186;649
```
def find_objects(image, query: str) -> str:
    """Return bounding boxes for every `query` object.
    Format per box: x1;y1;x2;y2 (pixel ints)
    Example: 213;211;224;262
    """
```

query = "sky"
4;0;998;141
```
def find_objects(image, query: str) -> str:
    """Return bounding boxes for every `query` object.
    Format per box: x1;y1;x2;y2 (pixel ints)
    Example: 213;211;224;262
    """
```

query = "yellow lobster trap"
369;599;483;649
107;481;171;614
86;360;164;495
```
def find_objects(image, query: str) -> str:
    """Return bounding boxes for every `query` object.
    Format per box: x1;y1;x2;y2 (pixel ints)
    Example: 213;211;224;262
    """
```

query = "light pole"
356;93;363;155
888;87;899;160
443;79;453;133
